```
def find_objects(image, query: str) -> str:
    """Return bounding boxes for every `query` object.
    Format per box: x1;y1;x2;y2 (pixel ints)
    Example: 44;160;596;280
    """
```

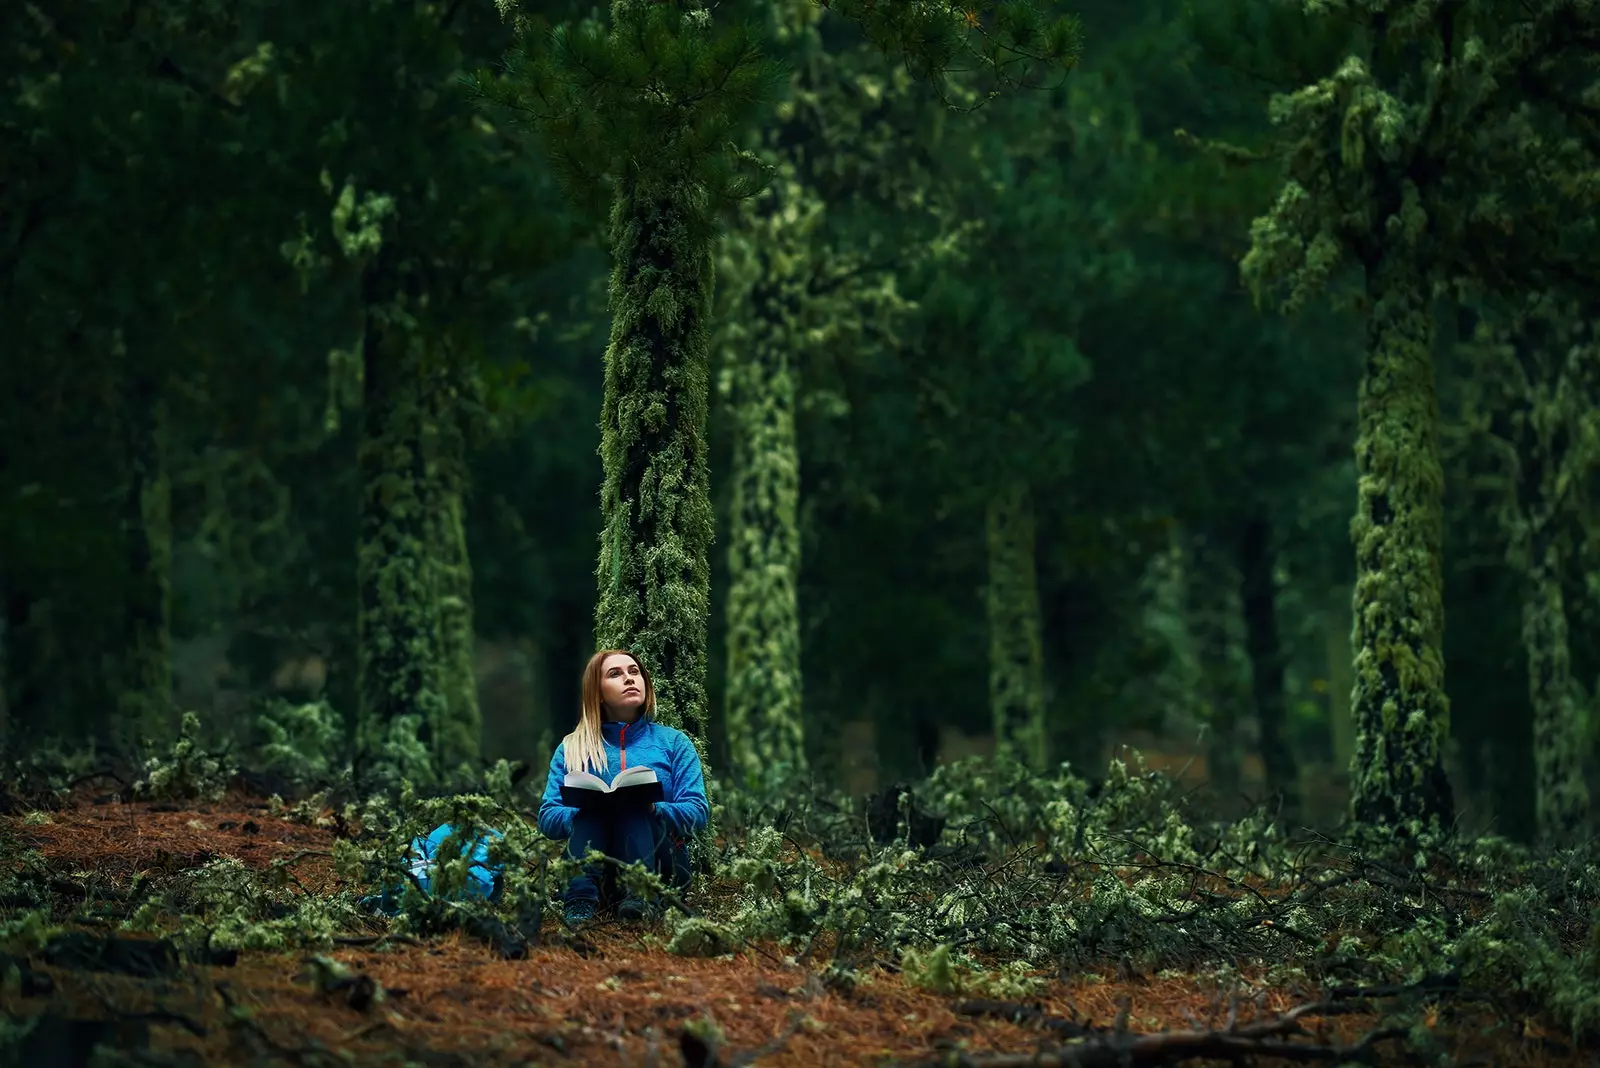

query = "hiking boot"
616;897;650;922
562;899;598;926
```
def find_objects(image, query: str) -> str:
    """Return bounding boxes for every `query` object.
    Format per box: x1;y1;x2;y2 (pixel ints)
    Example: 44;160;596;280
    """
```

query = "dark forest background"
4;0;1598;847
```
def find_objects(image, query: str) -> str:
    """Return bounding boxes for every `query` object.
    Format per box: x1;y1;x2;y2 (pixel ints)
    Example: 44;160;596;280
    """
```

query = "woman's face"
599;654;646;717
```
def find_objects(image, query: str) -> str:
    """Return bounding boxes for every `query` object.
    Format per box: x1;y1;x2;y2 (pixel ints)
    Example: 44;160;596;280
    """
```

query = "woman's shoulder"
647;720;694;747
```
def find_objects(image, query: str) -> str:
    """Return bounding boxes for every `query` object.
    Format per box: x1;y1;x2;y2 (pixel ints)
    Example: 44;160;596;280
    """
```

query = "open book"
561;765;664;810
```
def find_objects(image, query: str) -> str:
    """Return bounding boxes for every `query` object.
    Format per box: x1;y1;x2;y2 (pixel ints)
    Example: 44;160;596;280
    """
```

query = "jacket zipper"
619;722;628;771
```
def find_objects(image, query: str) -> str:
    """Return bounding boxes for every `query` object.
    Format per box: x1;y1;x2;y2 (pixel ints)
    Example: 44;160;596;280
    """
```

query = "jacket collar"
600;716;651;744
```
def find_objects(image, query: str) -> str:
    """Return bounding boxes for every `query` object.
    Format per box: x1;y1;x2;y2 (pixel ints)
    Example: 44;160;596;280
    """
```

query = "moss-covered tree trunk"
986;481;1047;770
1324;584;1356;771
357;262;444;786
593;171;716;753
114;354;174;757
724;313;805;789
432;487;480;772
1497;313;1587;844
1346;257;1454;834
1237;514;1300;823
1504;322;1593;845
425;362;480;775
1186;531;1243;801
1523;527;1588;844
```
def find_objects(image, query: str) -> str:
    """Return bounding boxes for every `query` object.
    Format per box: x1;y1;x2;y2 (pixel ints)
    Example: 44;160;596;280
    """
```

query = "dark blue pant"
563;806;691;904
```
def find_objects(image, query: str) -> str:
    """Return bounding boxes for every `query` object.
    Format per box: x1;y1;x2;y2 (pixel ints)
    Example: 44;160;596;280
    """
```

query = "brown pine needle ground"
0;797;1586;1067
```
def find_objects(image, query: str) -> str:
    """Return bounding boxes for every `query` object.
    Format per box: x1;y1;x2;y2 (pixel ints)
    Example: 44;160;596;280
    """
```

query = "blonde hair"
561;649;656;776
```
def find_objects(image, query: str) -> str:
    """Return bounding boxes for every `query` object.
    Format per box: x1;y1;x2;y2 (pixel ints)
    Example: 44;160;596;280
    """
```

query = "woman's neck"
602;708;643;725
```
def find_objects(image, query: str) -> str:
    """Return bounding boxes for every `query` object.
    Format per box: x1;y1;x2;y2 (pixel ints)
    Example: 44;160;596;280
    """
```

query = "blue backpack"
362;822;503;914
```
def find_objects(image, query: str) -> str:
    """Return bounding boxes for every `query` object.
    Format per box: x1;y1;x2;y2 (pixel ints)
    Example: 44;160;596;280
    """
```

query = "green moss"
134;710;231;801
1346;255;1453;834
434;490;481;773
593;171;716;760
723;235;806;791
1467;301;1599;845
426;366;481;776
986;482;1048;771
1524;552;1589;844
357;304;445;787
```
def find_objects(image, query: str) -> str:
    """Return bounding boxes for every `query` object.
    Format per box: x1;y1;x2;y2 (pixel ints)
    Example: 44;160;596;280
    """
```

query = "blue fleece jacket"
538;717;709;840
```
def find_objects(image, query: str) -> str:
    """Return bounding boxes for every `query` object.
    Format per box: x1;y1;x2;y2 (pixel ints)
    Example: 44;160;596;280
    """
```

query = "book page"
563;770;610;792
613;766;659;788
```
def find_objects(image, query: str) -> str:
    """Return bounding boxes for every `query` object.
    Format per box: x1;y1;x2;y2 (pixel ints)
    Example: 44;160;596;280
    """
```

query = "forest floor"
0;795;1588;1067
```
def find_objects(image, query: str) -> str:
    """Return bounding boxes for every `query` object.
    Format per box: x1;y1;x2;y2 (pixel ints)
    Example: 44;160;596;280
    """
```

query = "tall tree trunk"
1507;317;1592;845
1347;257;1454;834
724;313;805;790
986;481;1047;770
1186;531;1243;802
1237;514;1300;823
432;488;480;774
593;172;716;759
1324;584;1355;772
1523;531;1588;844
356;260;443;786
425;363;480;775
114;351;174;757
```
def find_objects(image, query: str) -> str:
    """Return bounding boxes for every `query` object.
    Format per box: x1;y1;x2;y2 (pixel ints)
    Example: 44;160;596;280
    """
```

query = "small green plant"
900;943;1046;998
4;738;109;802
122;855;367;952
0;909;59;955
133;711;232;802
257;698;344;784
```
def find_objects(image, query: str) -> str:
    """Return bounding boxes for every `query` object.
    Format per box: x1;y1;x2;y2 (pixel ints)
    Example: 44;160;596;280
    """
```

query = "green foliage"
0;911;59;957
133;711;233;803
257;698;346;785
901;942;1046;997
482;0;789;231
122;856;368;953
4;737;1600;1049
815;0;1083;106
2;742;111;805
0;1014;40;1067
697;757;1600;1041
1449;297;1600;844
333;781;563;938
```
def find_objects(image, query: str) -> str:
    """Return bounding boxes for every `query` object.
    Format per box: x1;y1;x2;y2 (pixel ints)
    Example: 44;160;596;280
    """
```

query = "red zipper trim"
619;722;628;771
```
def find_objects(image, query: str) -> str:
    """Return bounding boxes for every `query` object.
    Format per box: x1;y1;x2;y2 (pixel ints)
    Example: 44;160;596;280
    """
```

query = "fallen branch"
953;999;1099;1038
894;1000;1407;1067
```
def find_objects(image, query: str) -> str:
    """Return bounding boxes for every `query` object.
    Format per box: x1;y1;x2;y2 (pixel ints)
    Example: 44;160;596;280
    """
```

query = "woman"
539;649;709;924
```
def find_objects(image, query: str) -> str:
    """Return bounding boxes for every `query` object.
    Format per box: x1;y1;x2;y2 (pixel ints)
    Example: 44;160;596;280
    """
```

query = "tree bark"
593;170;716;759
1324;584;1355;772
1346;255;1454;835
1506;318;1592;845
1237;514;1300;823
986;481;1048;770
1523;533;1588;844
426;363;481;775
356;255;444;786
724;296;805;790
114;352;174;757
1186;531;1243;803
